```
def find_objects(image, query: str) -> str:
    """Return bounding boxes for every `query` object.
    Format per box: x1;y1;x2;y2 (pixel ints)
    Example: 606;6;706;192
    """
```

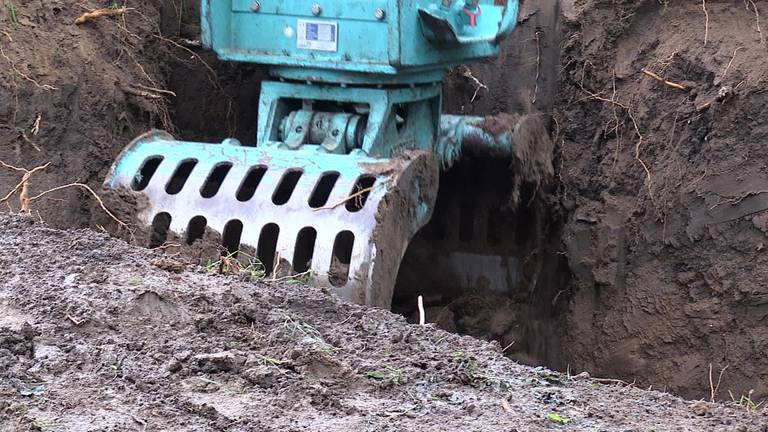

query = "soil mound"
2;213;767;431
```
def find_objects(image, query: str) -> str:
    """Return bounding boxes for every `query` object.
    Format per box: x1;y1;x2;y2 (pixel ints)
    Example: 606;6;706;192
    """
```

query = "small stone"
243;366;277;388
690;400;710;416
166;359;183;373
573;371;591;380
192;351;245;373
175;350;193;362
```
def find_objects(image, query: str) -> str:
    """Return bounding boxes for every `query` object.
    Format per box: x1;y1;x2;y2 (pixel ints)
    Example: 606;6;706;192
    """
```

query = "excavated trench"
3;0;768;403
153;0;576;376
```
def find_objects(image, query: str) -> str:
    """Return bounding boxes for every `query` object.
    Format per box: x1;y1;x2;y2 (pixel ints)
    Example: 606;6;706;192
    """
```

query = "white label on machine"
297;19;338;52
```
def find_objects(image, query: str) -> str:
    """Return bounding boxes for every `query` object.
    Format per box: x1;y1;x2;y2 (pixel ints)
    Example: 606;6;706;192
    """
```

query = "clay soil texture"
1;213;767;431
445;0;768;402
2;0;768;425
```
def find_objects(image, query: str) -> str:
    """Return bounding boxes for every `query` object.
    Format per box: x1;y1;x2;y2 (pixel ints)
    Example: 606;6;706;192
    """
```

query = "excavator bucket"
106;131;438;308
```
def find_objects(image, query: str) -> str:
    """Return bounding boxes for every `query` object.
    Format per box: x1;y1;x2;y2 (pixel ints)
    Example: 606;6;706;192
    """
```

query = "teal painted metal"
201;0;519;83
258;81;441;159
105;0;524;307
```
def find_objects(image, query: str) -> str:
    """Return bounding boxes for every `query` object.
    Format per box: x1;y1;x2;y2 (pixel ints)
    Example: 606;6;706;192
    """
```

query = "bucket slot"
201;163;233;198
186;216;207;245
149;212;172;248
272;169;303;205
293;227;317;273
166;159;198;195
132;156;164;191
237;166;268;202
258;223;280;275
308;171;340;208
345;175;376;212
329;231;354;287
222;219;244;254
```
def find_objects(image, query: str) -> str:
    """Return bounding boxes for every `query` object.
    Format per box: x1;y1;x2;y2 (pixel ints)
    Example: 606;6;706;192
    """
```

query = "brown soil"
2;0;768;416
3;213;768;431
442;0;768;402
554;0;768;401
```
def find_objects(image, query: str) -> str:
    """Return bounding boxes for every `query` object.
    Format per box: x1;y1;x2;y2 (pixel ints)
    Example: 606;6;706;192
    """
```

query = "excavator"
106;0;539;311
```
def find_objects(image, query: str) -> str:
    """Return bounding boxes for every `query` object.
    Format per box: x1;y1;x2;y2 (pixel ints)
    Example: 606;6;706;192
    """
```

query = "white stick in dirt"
417;295;425;325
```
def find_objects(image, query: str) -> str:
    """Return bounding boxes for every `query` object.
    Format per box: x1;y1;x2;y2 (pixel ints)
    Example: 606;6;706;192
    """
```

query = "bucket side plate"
106;131;439;308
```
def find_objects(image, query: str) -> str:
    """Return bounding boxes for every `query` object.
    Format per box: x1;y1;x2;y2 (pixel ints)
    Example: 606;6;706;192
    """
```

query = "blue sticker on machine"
298;19;338;52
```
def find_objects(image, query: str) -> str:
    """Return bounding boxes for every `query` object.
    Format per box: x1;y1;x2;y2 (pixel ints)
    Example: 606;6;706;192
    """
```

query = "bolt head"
311;4;322;15
250;1;260;12
375;8;386;20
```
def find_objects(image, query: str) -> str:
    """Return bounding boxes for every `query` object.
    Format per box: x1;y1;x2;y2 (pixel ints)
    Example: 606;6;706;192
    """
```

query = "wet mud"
2;0;768;406
2;213;767;431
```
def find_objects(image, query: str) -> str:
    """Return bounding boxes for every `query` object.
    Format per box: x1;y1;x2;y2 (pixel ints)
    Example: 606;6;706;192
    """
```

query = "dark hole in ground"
393;157;572;370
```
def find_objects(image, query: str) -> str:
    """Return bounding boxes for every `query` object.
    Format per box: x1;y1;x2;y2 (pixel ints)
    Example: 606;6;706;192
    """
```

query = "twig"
270;269;314;283
417;295;425;325
709;190;768;210
30;114;42;136
748;1;764;45
500;399;514;414
718;47;742;84
66;314;84;326
610;70;621;171
459;66;488;103
501;340;516;353
120;85;164;100
74;8;131;25
134;83;176;97
27;183;128;230
1;30;12;42
0;45;57;91
578;86;654;203
641;68;686;90
21;133;40;152
312;186;375;212
702;0;709;46
709;363;729;403
532;30;542;105
628;108;654;202
0;162;50;206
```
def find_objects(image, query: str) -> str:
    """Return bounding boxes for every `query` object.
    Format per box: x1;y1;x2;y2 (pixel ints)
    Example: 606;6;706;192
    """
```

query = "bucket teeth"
106;131;439;308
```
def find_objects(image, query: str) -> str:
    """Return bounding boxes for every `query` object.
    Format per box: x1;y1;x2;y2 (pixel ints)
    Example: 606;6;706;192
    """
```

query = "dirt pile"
0;0;261;228
2;213;767;431
3;0;768;407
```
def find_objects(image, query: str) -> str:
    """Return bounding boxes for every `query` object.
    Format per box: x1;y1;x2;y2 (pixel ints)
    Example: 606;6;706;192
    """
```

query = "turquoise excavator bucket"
103;0;525;309
106;131;438;308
